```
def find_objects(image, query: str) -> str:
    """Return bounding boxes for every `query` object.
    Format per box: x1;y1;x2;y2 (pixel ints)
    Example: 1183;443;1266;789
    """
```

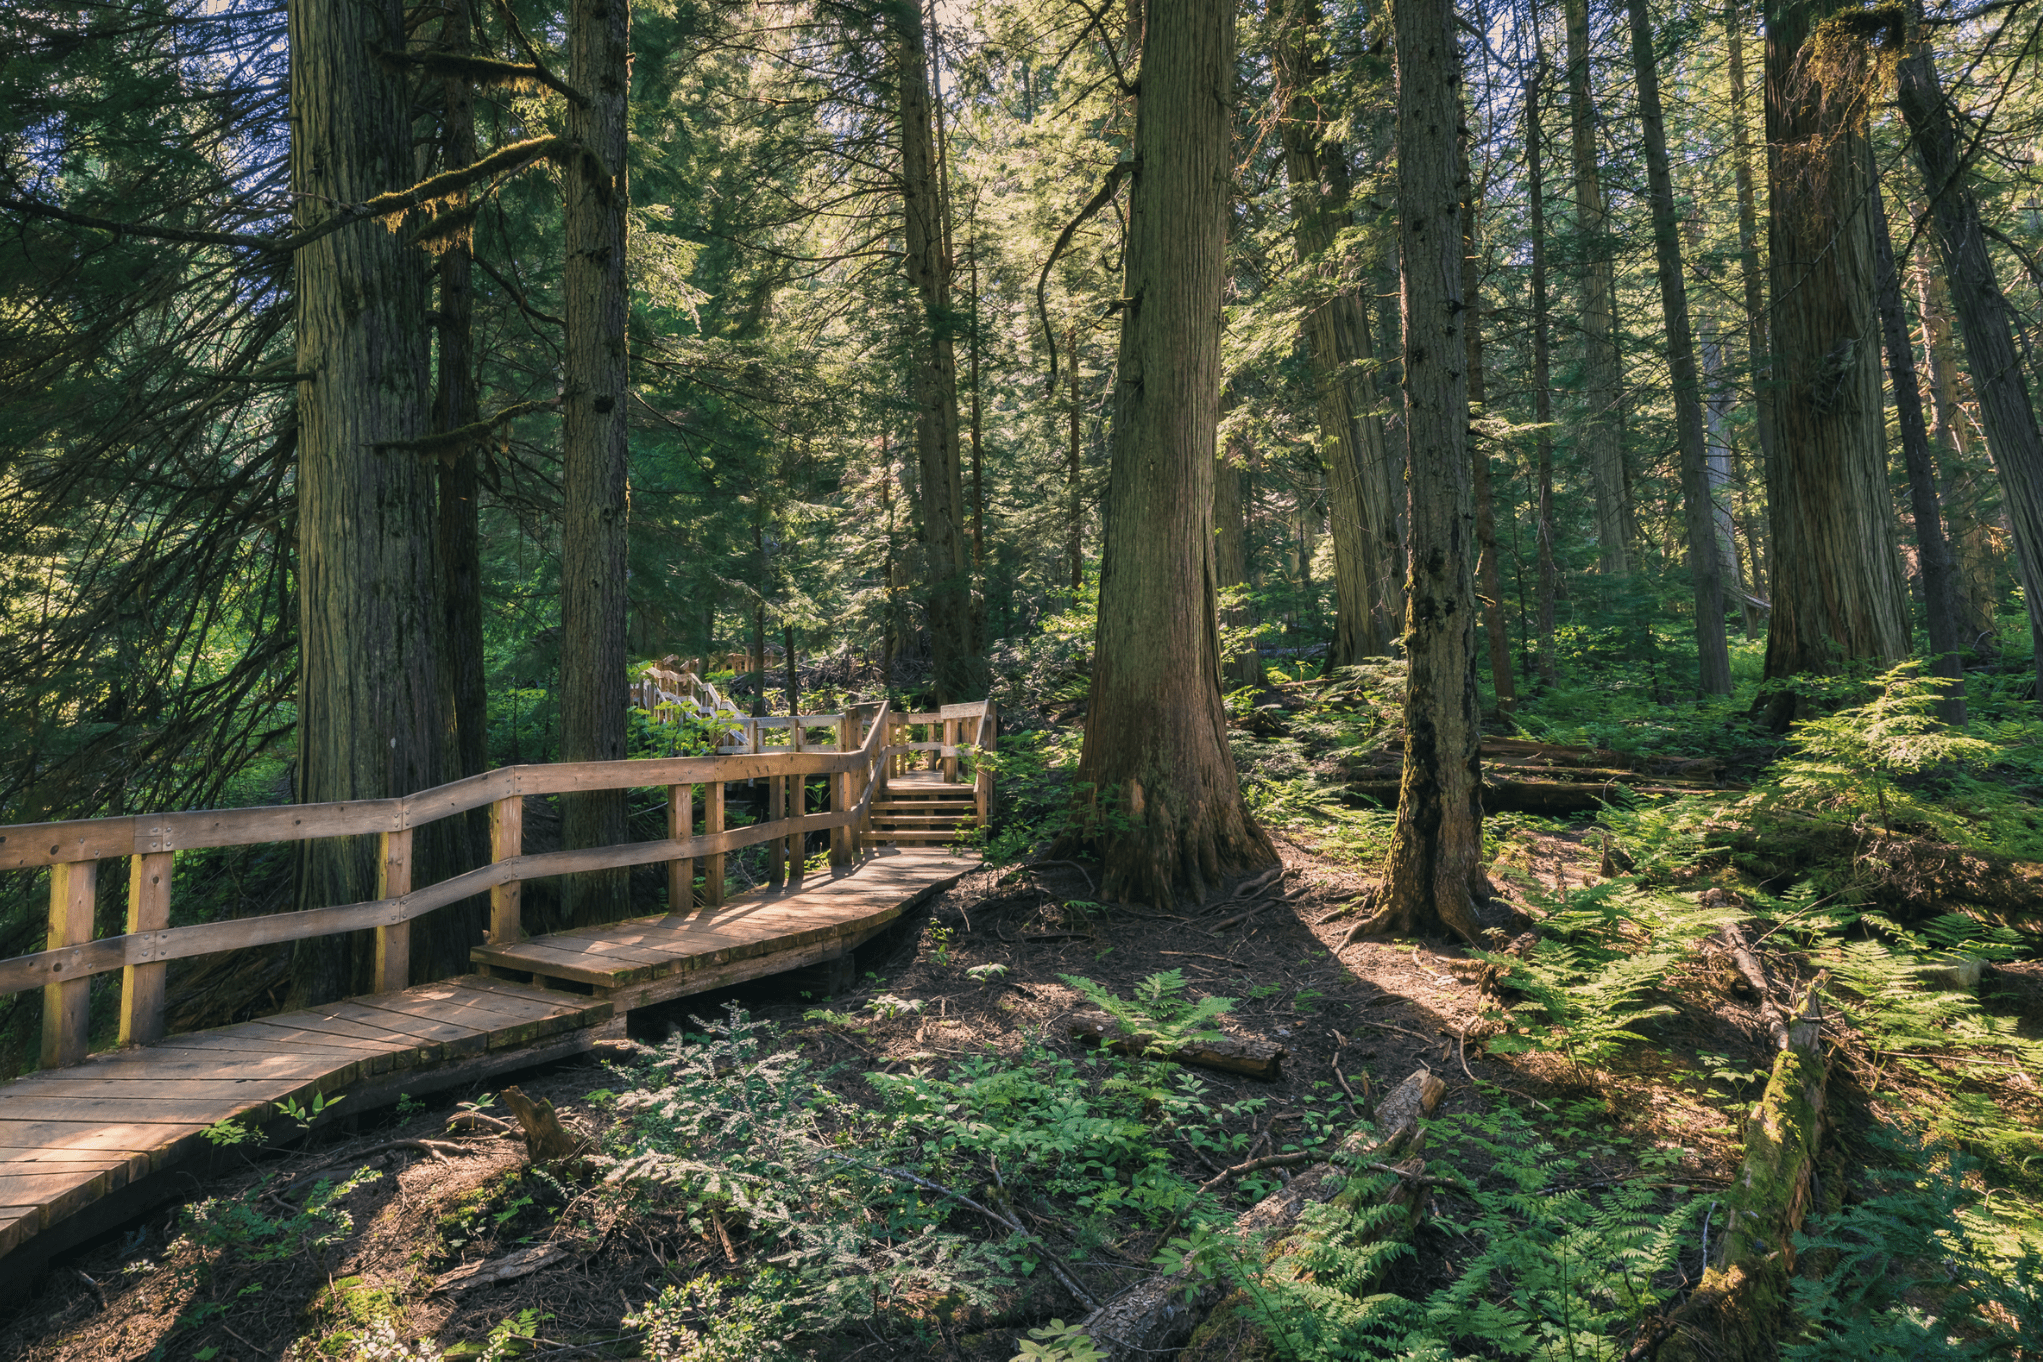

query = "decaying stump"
500;1085;579;1162
1065;1010;1287;1081
1081;1068;1447;1361
1660;979;1833;1361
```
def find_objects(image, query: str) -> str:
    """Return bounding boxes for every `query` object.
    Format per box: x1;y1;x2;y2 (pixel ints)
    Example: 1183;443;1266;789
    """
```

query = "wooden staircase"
868;769;981;847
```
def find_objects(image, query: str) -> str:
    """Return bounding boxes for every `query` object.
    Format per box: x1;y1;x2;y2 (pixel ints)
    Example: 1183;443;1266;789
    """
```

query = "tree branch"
1036;161;1133;392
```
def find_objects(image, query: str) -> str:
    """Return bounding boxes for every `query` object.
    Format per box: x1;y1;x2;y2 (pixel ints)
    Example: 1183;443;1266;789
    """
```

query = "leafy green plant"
1011;1318;1107;1362
1059;969;1233;1058
1478;880;1738;1071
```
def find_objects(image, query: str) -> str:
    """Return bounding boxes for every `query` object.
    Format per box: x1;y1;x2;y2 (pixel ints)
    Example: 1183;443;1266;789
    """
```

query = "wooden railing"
0;697;995;1070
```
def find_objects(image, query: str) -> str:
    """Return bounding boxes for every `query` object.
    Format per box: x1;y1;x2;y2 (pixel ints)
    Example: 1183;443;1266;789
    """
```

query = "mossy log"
1065;1010;1287;1081
1348;777;1728;816
1080;1068;1446;1361
1716;815;2043;928
1658;982;1832;1362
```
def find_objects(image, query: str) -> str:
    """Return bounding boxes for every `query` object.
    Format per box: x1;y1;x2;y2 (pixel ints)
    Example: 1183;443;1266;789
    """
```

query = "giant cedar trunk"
1898;38;2043;700
1348;0;1486;945
1759;0;1910;708
898;1;978;703
1871;187;1968;722
559;0;631;925
1073;0;1274;907
1564;0;1629;575
1276;3;1396;662
1625;0;1731;694
290;0;440;1004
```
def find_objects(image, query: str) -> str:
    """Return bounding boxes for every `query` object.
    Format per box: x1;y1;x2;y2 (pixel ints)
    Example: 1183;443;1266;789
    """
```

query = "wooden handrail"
0;698;966;1027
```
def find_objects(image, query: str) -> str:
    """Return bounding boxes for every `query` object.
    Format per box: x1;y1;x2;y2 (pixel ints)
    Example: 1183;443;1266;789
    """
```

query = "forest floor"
0;825;1798;1362
4;658;2042;1360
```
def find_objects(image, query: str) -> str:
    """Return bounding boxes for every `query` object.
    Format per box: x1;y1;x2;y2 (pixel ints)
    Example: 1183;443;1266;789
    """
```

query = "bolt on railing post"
41;859;96;1068
668;783;694;916
489;794;524;945
120;850;172;1046
374;828;411;993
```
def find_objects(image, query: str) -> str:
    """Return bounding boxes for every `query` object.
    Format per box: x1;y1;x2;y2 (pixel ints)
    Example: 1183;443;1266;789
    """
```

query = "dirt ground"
0;830;1770;1362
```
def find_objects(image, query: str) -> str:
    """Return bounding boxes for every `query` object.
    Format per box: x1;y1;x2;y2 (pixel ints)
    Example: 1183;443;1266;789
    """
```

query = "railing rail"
2;696;993;1069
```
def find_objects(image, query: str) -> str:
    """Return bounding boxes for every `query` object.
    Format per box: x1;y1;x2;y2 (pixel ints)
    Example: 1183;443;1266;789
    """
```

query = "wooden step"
872;814;976;826
869;830;971;843
873;799;975;812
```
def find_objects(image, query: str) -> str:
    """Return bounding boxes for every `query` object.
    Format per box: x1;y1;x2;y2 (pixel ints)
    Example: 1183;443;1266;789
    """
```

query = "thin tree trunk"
785;625;799;715
1564;0;1628;574
1693;207;1759;640
290;0;440;1004
1525;29;1561;688
1276;2;1392;663
427;0;490;980
1915;247;2000;638
1871;185;1969;722
1898;35;2043;699
1625;0;1731;694
1068;326;1084;590
898;1;977;702
1758;0;1911;718
1726;2;1781;548
1349;0;1486;945
1464;168;1515;718
559;0;632;925
1071;0;1274;906
1215;426;1264;689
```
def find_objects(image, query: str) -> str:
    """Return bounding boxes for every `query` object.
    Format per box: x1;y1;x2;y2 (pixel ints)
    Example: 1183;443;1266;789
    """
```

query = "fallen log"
1659;979;1835;1362
435;1242;572;1293
1064;1010;1287;1081
1080;1068;1447;1362
1347;777;1732;816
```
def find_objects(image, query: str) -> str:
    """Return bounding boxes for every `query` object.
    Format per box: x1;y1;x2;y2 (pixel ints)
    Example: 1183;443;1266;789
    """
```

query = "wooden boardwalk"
0;844;976;1267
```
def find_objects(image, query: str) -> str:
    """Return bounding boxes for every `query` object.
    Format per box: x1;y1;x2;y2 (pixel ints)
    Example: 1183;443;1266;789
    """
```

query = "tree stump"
500;1085;578;1163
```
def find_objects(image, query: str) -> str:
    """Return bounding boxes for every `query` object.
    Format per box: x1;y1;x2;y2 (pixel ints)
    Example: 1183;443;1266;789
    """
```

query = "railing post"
788;720;806;882
489;794;524;944
42;859;96;1068
976;702;998;830
942;717;959;784
832;712;855;867
668;783;694;916
120;850;172;1046
373;828;411;993
704;781;726;907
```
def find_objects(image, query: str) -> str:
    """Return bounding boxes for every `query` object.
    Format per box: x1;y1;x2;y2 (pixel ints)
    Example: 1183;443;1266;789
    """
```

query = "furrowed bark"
1627;0;1733;695
1348;0;1487;946
559;0;632;926
1070;0;1276;908
290;0;442;1004
899;0;979;703
1758;0;1911;719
